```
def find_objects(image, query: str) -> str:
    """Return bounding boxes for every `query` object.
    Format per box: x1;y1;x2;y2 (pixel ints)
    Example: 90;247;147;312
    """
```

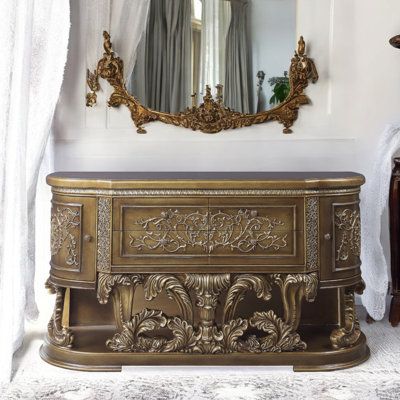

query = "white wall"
53;0;400;180
250;0;296;111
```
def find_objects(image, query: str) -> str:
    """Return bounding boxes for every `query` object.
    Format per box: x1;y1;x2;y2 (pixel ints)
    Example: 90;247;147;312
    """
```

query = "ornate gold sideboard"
41;172;369;371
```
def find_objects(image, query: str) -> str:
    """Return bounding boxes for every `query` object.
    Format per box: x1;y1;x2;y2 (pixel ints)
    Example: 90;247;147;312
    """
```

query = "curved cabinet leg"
45;278;74;348
330;287;361;349
274;273;318;331
97;273;143;330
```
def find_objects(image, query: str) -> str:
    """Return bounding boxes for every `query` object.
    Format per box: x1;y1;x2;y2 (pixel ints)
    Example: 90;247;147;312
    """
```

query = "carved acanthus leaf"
97;273;143;304
143;274;194;322
223;274;272;323
248;310;307;352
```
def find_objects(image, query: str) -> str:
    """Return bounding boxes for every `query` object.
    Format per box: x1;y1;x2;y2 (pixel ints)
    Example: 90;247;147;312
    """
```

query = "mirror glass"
129;0;296;115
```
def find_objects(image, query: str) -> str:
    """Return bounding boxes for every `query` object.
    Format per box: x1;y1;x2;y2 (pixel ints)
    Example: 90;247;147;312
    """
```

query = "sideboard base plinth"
40;327;369;372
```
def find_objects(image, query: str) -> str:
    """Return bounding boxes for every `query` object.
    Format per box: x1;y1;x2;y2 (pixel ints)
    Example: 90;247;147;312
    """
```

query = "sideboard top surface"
47;171;365;190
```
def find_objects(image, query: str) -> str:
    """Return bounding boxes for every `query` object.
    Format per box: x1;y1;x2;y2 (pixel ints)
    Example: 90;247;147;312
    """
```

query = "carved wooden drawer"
208;198;304;266
50;195;96;288
113;198;209;265
112;197;305;268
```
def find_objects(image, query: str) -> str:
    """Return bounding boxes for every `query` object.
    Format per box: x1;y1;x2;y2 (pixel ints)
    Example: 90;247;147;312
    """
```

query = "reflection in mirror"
129;0;296;115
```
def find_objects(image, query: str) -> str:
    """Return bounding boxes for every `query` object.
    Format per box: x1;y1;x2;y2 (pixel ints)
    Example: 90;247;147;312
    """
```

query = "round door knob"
324;233;332;240
83;234;93;242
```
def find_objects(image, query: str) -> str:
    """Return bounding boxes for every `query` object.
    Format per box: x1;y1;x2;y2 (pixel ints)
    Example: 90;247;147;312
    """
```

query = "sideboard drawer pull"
324;233;332;241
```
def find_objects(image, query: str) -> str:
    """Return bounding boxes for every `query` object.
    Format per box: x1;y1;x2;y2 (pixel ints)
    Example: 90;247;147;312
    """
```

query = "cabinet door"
50;195;97;288
319;194;362;287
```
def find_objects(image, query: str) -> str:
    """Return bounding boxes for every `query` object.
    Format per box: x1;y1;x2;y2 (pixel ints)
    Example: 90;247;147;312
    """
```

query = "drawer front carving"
112;198;305;267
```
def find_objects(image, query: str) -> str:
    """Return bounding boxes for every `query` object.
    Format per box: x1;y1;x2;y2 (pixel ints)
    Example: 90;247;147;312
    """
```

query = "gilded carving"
97;272;143;305
335;208;361;262
305;197;319;270
106;308;306;354
104;272;318;354
130;209;208;253
86;32;318;134
330;289;361;349
143;274;194;323
129;209;288;254
243;311;306;352
208;209;288;253
45;278;74;348
97;197;112;272
273;273;318;331
223;274;272;323
50;206;80;266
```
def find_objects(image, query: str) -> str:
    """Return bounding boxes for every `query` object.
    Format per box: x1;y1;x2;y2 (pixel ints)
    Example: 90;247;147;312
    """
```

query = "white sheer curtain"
86;0;150;82
0;0;70;382
198;0;231;98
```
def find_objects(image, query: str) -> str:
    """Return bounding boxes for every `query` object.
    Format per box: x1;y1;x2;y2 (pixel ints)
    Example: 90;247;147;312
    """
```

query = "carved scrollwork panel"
86;32;318;134
50;204;81;268
334;208;361;263
128;208;289;255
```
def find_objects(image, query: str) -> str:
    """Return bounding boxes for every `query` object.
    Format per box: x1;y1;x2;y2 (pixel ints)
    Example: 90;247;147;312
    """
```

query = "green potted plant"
268;71;290;105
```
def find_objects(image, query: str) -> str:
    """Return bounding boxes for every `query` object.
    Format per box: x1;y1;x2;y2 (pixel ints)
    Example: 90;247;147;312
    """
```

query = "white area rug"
1;308;400;400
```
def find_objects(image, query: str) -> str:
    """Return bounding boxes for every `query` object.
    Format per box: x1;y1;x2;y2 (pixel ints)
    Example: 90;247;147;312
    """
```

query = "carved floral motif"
335;208;361;262
129;208;288;254
50;206;80;266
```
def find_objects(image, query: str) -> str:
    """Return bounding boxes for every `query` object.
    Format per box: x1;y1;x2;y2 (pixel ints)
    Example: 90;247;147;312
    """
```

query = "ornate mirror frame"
86;31;318;134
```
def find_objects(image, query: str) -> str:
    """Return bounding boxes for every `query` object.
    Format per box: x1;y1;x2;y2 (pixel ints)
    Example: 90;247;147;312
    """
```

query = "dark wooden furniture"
41;172;369;371
390;158;400;326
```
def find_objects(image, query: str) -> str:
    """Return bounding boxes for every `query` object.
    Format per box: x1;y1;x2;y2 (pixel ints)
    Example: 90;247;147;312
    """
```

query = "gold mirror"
87;0;318;134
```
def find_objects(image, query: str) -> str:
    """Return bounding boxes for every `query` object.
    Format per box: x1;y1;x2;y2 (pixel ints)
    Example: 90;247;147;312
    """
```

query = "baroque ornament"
335;208;361;262
50;205;80;267
129;208;288;254
96;197;112;272
102;272;318;354
330;289;361;349
305;197;319;270
86;31;318;134
45;279;74;348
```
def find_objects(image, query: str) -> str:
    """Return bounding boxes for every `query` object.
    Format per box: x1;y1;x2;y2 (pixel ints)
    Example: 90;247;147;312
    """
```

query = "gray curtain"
224;0;252;114
143;0;192;114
